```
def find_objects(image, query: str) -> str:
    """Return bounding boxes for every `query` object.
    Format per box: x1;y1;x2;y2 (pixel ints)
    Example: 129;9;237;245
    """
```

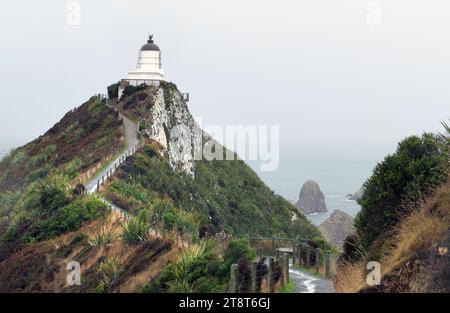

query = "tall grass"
89;225;115;247
168;240;209;292
335;179;450;292
97;257;121;290
121;216;150;245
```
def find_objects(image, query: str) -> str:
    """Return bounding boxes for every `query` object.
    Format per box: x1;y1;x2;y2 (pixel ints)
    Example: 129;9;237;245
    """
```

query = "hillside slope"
102;82;319;238
0;82;324;292
335;179;450;292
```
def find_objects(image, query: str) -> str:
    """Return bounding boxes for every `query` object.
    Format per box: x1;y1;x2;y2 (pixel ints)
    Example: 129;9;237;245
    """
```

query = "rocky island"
346;187;364;201
319;209;355;250
295;180;327;214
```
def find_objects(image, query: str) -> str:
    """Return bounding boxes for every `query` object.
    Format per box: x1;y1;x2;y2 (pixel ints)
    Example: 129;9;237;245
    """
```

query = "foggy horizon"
1;0;449;150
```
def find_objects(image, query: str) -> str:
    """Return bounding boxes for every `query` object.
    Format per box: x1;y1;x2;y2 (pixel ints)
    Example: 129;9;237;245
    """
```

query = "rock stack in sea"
319;209;355;251
346;187;364;201
295;180;327;214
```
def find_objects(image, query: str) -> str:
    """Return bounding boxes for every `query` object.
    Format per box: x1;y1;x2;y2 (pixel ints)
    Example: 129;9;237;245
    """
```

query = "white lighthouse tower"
128;35;165;82
118;35;166;98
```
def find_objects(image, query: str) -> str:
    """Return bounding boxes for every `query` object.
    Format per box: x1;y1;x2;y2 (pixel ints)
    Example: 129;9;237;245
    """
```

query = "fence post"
292;244;297;265
230;264;239;293
325;251;331;277
250;261;257;293
285;253;289;283
282;253;289;285
315;248;321;274
279;255;285;288
272;237;275;253
268;257;275;293
96;180;99;192
298;245;303;266
305;245;311;267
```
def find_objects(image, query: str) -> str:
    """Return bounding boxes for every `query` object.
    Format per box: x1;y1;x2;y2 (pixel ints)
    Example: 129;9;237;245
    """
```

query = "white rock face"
145;86;203;177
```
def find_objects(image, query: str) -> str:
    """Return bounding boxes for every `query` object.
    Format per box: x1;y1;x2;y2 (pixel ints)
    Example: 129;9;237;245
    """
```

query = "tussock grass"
335;180;450;292
121;216;150;245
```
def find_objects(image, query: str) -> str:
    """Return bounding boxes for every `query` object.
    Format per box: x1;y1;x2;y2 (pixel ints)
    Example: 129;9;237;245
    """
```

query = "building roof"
140;35;160;51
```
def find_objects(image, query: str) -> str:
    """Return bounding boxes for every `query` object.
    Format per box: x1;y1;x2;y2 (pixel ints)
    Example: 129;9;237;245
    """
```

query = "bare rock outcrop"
319;209;355;250
346;187;364;201
295;180;327;214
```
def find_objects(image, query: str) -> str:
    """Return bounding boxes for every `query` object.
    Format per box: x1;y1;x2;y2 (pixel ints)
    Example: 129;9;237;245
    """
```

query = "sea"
248;141;395;226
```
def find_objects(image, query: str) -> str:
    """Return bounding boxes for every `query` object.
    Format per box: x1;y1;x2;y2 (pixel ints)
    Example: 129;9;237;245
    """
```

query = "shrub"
223;239;256;264
22;195;107;244
10;149;27;167
97;257;120;290
38;175;70;212
89;225;115;247
339;234;363;263
121;216;149;245
355;133;448;249
122;84;146;97
107;82;120;99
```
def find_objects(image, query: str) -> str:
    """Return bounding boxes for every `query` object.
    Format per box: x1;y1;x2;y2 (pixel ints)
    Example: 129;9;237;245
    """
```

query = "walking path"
85;113;138;194
289;265;335;293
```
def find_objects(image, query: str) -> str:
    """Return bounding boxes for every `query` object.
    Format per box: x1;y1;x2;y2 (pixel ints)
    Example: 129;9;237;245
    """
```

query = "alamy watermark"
366;261;381;286
66;261;81;286
168;119;280;172
66;1;81;26
366;1;382;27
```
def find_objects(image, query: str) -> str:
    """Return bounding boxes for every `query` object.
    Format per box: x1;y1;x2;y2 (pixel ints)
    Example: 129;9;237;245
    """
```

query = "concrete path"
289;265;335;293
85;113;138;193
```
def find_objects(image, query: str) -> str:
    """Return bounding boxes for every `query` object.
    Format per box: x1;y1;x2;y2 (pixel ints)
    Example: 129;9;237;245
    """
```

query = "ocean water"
248;141;395;225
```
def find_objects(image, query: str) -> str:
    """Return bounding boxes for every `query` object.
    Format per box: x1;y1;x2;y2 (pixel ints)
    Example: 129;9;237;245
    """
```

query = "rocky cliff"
116;82;203;177
0;82;324;257
295;180;327;214
319;209;355;250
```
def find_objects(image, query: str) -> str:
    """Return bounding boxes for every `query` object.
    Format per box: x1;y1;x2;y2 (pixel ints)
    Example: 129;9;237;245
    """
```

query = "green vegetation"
0;96;123;192
89;225;115;247
280;280;295;293
355;133;448;250
0;96;123;258
107;82;120;99
120;214;150;245
96;257;121;292
143;239;255;293
107;144;321;239
122;84;147;98
0;83;328;292
1;173;108;247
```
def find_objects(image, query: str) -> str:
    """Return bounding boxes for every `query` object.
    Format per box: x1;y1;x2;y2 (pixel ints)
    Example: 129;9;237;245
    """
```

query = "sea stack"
295;180;327;214
346;187;364;201
319;209;355;251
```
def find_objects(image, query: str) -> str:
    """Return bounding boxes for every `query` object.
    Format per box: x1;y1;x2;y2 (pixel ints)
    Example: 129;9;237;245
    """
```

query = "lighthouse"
118;35;166;98
128;35;165;82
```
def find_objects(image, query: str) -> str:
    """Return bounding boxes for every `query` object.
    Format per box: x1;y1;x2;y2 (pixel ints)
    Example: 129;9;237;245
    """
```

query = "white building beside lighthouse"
118;35;166;98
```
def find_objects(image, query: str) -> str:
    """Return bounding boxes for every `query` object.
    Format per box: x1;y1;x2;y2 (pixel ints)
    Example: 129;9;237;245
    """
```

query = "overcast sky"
0;0;449;148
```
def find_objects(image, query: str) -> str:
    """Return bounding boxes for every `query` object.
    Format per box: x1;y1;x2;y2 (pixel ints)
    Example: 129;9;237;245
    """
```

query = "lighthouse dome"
140;35;160;51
